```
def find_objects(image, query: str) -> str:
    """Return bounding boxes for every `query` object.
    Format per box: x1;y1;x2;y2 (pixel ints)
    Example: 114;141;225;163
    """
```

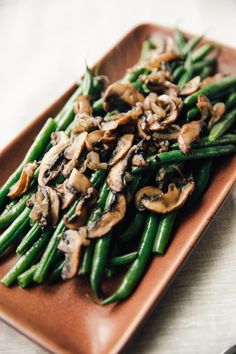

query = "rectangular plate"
0;23;236;354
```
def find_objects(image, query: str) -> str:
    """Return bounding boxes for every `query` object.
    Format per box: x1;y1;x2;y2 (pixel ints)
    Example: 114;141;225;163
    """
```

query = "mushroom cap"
87;193;126;238
135;181;195;214
108;134;134;167
103;82;144;111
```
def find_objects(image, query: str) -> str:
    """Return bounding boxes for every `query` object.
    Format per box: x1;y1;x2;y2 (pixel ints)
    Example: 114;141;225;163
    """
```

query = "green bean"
184;75;236;108
178;70;192;89
102;213;159;305
209;109;236;141
191;44;214;63
16;223;42;255
182;35;203;59
187;107;200;121
90;190;114;296
82;66;94;96
174;29;186;53
225;92;236;111
78;182;109;275
17;265;37;288
1;230;51;286
158;144;236;164
0;193;31;229
192;58;216;74
110;252;138;267
152;212;177;254
0;207;31;255
119;212;146;243
172;66;185;83
172;134;236;149
186;159;213;207
92;98;104;114
0;118;57;209
200;66;213;80
33;202;77;283
90;232;112;296
46;260;64;284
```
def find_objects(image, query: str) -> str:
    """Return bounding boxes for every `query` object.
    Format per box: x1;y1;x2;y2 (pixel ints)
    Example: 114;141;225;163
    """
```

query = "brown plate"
0;23;236;354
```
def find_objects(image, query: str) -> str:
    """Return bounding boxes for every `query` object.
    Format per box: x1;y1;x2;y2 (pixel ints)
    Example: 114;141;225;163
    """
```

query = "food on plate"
0;28;236;304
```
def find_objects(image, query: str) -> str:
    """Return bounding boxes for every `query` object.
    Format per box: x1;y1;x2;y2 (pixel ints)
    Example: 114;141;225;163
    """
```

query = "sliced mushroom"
108;134;134;166
82;151;107;172
51;131;69;146
107;144;141;192
47;187;60;225
64;132;87;160
38;136;69;186
55;181;76;209
58;228;90;279
28;186;60;229
180;76;201;96
150;52;179;69
62;159;78;178
156;94;179;126
103;82;144;111
67;168;91;195
137;117;151;139
85;130;117;151
74;95;92;115
178;120;202;154
72;114;101;134
197;95;212;121
135;181;195;214
100;106;143;131
208;102;225;129
87;193;126;238
131;153;148;167
64;187;98;229
8;162;38;199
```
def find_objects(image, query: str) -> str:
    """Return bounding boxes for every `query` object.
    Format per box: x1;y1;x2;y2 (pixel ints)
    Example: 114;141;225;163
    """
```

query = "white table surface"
0;0;236;353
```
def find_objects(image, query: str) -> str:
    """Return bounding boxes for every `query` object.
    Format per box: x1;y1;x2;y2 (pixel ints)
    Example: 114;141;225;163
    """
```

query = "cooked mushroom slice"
178;120;202;154
85;130;117;151
8;162;38;199
28;186;60;228
150;52;179;69
103;82;144;111
74;95;92;115
137;118;150;139
58;228;90;279
56;181;75;209
64;187;98;229
100;106;143;131
135;182;195;214
38;137;69;186
47;187;60;225
197;95;212;121
64;132;87;160
107;144;140;192
62;159;78;178
157;94;179;126
108;134;134;167
28;187;50;229
208;102;225;129
72;115;101;134
67;168;91;195
132;153;148;167
87;193;126;238
82;151;107;172
180;76;201;96
51;131;69;146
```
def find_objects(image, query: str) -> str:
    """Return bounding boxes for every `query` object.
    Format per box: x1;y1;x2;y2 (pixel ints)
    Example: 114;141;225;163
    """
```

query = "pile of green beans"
0;28;236;307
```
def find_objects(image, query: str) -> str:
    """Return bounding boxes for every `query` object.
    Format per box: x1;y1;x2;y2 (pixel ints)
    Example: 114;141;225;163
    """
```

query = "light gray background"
0;0;236;353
